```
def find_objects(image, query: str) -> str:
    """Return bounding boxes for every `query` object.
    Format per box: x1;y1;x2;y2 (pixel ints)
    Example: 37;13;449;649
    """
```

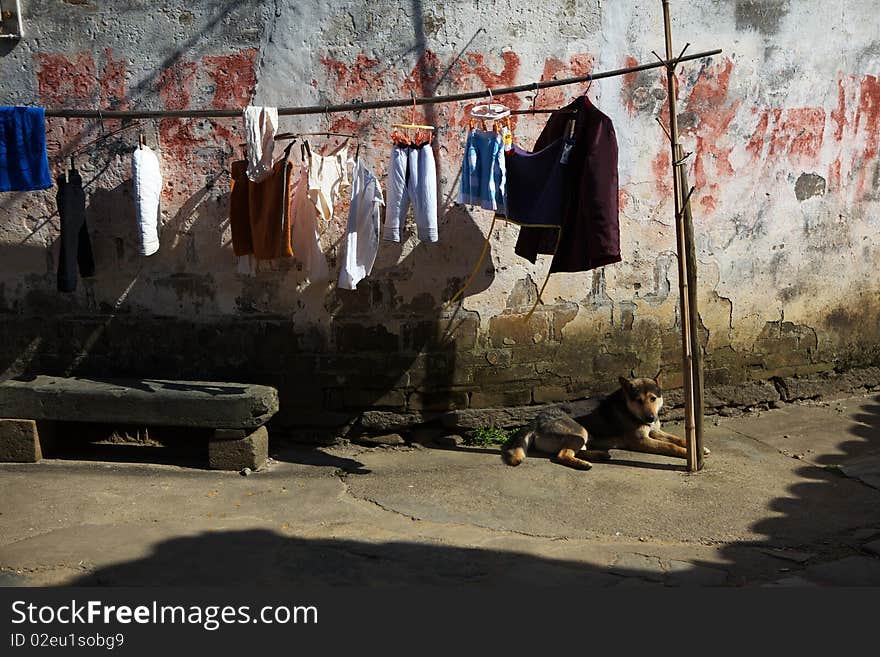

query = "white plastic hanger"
469;88;511;121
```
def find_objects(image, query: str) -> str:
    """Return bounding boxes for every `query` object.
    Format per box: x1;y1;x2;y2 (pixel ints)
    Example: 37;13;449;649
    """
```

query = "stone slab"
359;411;438;432
0;376;278;430
353;433;406;447
441;398;601;430
0;419;42;462
208;426;268;471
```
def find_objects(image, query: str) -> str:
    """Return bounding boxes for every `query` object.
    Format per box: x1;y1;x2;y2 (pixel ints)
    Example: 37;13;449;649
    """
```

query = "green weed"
465;425;515;447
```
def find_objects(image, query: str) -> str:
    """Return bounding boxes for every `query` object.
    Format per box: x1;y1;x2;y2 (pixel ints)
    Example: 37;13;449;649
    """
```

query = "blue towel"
0;107;53;193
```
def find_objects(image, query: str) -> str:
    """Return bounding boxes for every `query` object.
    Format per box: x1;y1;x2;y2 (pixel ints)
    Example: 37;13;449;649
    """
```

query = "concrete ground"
2;392;880;587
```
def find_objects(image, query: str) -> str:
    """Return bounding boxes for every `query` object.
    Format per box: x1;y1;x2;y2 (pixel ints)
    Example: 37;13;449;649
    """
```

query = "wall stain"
734;0;791;35
795;172;826;201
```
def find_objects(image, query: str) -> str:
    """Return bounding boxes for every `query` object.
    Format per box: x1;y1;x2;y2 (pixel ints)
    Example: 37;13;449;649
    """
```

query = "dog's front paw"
702;446;711;456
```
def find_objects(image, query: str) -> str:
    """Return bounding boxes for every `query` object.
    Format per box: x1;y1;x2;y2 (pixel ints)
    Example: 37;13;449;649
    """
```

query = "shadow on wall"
0;1;505;444
0;180;497;437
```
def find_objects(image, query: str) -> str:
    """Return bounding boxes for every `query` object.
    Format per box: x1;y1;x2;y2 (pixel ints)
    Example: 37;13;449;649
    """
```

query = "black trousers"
56;167;95;293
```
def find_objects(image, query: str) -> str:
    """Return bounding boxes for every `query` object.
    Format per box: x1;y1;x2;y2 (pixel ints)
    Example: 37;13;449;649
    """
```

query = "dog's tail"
502;426;534;466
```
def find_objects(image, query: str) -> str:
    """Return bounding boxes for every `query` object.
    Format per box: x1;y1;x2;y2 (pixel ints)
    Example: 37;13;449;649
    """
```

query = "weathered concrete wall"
0;1;878;430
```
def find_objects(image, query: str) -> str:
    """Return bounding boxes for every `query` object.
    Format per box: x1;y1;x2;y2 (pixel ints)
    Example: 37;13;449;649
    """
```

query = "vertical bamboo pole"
677;144;705;471
660;0;700;471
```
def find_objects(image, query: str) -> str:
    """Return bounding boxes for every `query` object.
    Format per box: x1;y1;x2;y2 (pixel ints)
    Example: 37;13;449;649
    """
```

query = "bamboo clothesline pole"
661;0;704;472
42;49;722;120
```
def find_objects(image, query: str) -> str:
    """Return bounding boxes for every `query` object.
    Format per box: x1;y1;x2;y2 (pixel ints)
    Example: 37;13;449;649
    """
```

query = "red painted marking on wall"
853;74;880;198
700;195;717;213
454;51;521;90
653;150;672;197
402;50;444;96
204;49;259;109
681;59;740;195
157;61;198;111
320;53;383;100
831;77;851;142
746;109;773;161
35;52;97;106
620;55;641;115
537;57;568;109
99;48;129;109
618;188;631;212
767;107;826;160
650;58;737;205
36;50;132;162
156;60;215;190
828;157;842;191
568;53;595;79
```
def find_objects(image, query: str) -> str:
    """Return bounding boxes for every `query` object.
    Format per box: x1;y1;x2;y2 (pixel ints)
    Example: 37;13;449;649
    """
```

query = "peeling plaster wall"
0;1;878;427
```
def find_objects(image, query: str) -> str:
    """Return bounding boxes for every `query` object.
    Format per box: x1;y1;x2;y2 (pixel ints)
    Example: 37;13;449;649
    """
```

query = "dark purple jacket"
514;96;621;273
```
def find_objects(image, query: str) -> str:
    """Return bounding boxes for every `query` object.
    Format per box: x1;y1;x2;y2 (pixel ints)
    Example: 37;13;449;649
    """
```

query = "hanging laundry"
56;166;95;293
383;140;438;243
228;152;295;260
306;140;350;227
132;144;162;256
448;112;569;317
287;140;349;284
243;106;278;183
288;162;330;284
0;106;52;193
514;96;620;273
504;131;569;228
458;126;506;215
228;160;254;257
338;156;384;290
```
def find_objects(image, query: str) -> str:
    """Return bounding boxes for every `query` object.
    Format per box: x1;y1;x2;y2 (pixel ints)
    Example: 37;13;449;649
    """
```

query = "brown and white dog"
502;372;709;470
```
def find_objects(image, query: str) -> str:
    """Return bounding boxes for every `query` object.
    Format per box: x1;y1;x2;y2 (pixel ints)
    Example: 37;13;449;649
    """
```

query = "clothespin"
560;119;576;164
138;134;146;150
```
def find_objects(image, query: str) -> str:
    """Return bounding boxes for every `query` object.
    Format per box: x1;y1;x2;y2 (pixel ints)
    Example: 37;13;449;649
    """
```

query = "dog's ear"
618;376;631;392
654;369;664;388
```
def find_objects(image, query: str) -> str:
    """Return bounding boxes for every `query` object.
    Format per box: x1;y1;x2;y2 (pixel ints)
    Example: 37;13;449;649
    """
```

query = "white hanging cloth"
243;106;278;183
132;145;162;256
338;157;384;290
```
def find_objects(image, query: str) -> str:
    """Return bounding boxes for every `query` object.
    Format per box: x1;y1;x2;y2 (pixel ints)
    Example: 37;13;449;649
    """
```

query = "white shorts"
383;143;438;243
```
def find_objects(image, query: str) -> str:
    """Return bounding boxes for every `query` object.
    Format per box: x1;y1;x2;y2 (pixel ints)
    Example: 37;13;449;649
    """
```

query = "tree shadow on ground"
701;393;880;585
58;528;690;587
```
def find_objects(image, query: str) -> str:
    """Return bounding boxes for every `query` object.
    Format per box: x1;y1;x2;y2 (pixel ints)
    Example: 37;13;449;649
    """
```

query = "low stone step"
0;376;278;430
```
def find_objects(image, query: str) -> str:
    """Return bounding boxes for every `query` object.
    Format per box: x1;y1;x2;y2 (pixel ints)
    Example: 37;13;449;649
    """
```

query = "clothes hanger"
271;108;357;154
391;92;435;144
275;131;356;141
469;88;511;122
581;73;594;98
